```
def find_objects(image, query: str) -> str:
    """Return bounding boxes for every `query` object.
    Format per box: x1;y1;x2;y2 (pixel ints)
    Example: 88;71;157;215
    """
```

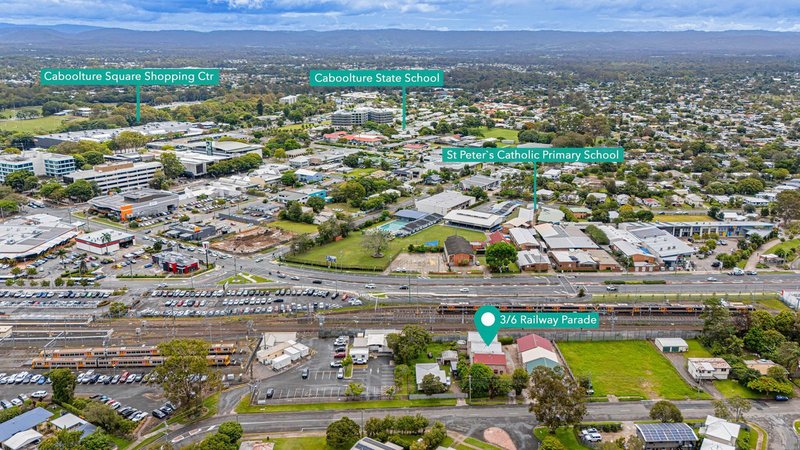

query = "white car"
364;283;376;289
459;288;469;293
31;391;48;399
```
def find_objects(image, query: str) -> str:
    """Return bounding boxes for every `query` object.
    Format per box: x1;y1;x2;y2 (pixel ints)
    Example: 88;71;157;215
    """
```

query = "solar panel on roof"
637;423;697;443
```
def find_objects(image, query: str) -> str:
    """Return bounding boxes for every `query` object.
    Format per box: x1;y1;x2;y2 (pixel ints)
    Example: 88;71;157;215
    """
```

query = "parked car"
265;388;274;399
775;395;789;401
337;368;344;379
301;368;309;379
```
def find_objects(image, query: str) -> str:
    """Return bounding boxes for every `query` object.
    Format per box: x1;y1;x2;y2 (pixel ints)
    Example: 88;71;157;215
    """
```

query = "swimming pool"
377;220;407;232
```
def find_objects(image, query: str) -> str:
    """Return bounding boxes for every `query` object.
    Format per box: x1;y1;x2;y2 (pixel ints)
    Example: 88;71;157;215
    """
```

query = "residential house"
472;353;507;374
700;416;740;450
635;423;698;450
415;363;449;390
687;358;731;381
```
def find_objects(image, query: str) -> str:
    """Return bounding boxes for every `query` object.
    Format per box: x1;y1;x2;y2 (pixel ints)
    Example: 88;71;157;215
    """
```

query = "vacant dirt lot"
387;252;446;275
212;227;293;254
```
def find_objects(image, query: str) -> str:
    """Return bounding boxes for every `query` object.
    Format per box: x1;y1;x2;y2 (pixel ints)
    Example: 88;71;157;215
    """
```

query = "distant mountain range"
1;25;800;55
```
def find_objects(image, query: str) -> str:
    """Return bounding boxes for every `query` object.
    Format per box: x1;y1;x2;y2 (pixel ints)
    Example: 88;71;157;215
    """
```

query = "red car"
333;352;346;358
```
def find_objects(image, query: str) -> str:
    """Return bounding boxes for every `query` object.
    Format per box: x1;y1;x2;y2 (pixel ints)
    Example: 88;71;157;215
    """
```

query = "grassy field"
235;395;456;413
655;214;713;222
216;272;271;284
534;427;589;450
593;292;779;303
327;202;359;213
272;436;330;449
756;297;792;311
685;339;713;359
559;341;709;400
477;126;518;143
794;420;800;435
290;225;486;270
713;380;768;399
765;239;800;255
345;168;378;178
269;220;319;234
0;115;81;133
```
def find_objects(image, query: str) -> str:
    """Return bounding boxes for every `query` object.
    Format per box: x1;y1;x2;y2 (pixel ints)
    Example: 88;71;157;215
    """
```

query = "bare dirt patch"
387;252;446;275
484;427;517;450
211;227;293;254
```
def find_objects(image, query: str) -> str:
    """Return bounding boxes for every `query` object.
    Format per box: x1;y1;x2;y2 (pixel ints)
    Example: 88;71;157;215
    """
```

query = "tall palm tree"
56;248;67;266
101;232;112;255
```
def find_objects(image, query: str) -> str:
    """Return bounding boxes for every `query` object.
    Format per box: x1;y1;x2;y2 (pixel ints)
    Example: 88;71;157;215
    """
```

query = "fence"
541;329;700;342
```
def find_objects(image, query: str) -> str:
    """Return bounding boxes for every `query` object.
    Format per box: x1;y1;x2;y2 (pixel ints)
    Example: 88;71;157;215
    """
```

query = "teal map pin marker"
474;305;501;346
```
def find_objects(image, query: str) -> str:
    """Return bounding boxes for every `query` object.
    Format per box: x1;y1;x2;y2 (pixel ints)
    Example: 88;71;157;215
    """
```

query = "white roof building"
443;209;504;230
415;363;449;387
415;190;475;216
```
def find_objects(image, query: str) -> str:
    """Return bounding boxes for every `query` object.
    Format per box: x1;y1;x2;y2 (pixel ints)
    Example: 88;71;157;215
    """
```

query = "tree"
48;368;76;404
256;98;264;116
712;399;732;420
161;152;186;179
345;382;365;398
700;298;738;354
528;366;586;432
108;302;128;317
307;195;326;213
152;339;221;408
4;170;39;192
81;432;115;450
280;171;297;186
38;429;83;450
465;363;494;398
775;190;800;224
83;401;136;437
420;373;447;395
326;416;361;449
747;376;794;396
217;421;243;443
65;180;98;202
489;373;513;398
362;229;392;258
114;131;148;150
386;325;432;365
511;367;529;395
273;148;286;159
726;397;752;422
485;241;517;272
649;400;683;422
773;341;800;374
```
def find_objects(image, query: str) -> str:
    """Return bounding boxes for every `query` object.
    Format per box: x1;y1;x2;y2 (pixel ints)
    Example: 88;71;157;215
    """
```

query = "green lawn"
289;225;486;270
534;427;590;450
685;339;713;359
794;420;800;435
327;202;359;213
269;220;319;234
235;395;455;413
765;239;800;255
110;436;133;450
216;272;272;285
462;437;504;450
272;436;331;450
756;297;792;311
345;168;378;178
559;341;709;400
713;380;768;399
0;115;81;133
477;126;518;143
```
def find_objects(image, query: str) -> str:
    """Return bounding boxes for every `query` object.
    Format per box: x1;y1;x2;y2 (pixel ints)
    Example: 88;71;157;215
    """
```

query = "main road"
158;399;799;449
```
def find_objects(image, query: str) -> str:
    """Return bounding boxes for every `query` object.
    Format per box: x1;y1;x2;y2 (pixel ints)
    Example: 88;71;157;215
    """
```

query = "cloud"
1;0;799;31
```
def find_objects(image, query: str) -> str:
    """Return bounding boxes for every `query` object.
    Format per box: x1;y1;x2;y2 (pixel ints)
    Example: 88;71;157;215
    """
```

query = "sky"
3;0;800;32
